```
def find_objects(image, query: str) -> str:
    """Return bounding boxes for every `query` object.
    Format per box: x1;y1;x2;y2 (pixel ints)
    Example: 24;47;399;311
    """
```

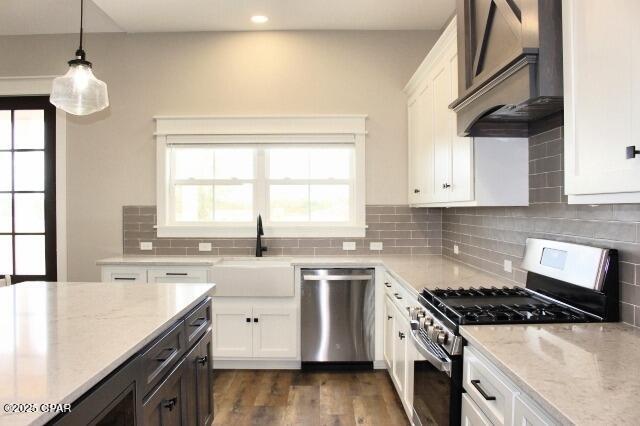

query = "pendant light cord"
79;0;84;52
75;0;86;60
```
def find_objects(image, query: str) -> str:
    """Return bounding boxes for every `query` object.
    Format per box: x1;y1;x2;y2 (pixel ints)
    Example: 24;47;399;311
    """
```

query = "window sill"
156;225;366;239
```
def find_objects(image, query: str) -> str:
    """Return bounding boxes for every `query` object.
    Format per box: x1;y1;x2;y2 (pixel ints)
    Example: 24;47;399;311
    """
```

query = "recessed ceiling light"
251;15;269;24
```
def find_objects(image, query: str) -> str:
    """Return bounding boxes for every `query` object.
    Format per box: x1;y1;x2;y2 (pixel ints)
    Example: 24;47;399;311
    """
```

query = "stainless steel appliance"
410;238;618;426
301;268;375;363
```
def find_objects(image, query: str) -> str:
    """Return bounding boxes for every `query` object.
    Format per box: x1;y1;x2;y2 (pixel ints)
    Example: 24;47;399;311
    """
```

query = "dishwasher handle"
303;274;373;281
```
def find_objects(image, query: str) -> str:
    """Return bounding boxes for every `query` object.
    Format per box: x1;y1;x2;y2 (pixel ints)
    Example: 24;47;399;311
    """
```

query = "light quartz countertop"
0;281;215;426
460;323;640;425
97;254;513;295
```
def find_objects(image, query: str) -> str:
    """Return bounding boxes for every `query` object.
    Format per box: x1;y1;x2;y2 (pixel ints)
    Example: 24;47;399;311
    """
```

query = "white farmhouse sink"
210;258;294;297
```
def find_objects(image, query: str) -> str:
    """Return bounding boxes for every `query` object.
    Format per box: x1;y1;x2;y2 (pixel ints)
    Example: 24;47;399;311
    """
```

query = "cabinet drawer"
463;347;516;426
141;320;187;397
102;266;147;283
513;394;554;426
147;267;209;283
184;298;212;348
461;393;493;426
143;358;189;426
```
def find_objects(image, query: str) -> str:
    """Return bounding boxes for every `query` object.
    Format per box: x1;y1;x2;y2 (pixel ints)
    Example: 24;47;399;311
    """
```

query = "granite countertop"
0;281;215;426
460;323;640;425
97;254;513;295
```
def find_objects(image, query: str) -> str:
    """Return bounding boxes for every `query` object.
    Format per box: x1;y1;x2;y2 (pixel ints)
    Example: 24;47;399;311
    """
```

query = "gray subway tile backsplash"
122;204;443;258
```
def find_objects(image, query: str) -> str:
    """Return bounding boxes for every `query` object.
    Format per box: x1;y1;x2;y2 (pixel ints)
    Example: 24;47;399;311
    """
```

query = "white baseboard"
373;360;387;369
213;359;301;370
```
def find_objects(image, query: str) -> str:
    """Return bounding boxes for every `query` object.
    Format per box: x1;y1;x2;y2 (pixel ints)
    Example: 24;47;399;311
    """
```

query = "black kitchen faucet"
255;214;267;257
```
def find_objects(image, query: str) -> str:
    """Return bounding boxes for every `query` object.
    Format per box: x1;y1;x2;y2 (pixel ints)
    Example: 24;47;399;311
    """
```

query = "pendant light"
50;0;109;115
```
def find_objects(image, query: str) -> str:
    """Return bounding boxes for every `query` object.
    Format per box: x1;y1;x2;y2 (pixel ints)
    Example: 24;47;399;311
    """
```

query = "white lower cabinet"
147;267;209;283
392;303;407;397
513;395;554;426
252;305;297;358
100;265;209;284
462;394;492;426
101;267;147;283
211;303;254;358
383;297;395;367
212;298;297;361
383;286;416;421
463;346;557;426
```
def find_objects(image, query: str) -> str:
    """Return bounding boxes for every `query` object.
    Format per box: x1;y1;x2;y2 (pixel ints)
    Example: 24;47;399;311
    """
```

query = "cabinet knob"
162;397;177;411
442;183;451;189
387;315;393;320
196;355;208;366
414;188;421;194
626;145;640;159
398;332;406;340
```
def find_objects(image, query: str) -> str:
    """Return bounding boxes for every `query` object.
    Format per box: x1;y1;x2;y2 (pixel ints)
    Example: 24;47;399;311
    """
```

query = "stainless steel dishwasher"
301;268;375;363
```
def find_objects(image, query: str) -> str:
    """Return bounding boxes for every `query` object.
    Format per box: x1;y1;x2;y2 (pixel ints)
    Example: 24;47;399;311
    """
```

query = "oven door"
410;325;462;426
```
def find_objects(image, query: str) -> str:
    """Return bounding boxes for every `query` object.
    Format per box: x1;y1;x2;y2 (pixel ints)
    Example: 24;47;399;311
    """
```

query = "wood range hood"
449;0;563;137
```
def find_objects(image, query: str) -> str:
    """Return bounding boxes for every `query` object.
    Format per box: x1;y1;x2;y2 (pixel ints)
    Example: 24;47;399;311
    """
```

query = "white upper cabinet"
405;17;528;208
563;0;640;203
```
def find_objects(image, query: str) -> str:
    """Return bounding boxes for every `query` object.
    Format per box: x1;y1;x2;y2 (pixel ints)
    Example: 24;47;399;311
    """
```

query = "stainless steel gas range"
409;238;619;426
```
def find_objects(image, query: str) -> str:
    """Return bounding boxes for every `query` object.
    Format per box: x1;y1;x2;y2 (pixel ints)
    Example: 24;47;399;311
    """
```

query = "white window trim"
155;115;367;238
0;76;67;280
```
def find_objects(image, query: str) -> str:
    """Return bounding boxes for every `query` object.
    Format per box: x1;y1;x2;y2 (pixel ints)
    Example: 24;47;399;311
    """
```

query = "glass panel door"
0;97;56;283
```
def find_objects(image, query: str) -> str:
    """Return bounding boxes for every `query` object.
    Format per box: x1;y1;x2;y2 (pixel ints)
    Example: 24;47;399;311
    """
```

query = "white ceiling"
1;0;455;35
0;0;122;35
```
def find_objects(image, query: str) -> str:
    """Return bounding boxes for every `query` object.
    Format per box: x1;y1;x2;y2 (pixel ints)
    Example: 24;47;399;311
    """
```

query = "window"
156;116;366;238
0;97;57;283
166;144;356;232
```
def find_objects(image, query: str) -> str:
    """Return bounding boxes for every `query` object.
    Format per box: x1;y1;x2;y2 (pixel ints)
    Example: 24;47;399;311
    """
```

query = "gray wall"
0;30;440;280
442;127;640;327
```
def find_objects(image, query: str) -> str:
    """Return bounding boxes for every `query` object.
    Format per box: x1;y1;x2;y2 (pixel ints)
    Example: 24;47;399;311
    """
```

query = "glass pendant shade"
50;62;109;116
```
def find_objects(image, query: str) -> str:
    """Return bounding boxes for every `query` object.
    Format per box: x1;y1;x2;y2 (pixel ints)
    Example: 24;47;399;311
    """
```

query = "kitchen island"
0;281;215;426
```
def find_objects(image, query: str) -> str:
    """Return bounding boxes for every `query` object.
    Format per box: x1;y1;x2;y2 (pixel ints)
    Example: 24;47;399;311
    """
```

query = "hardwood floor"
212;370;410;426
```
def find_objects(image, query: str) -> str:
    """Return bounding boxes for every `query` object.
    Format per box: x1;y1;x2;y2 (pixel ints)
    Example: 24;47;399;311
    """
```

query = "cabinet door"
564;0;640;196
383;296;395;368
513;394;554;426
101;267;146;283
147;267;209;283
409;85;435;204
143;359;189;426
461;393;492;426
392;306;407;395
252;305;297;359
448;41;473;203
431;59;453;203
186;331;214;426
211;303;253;358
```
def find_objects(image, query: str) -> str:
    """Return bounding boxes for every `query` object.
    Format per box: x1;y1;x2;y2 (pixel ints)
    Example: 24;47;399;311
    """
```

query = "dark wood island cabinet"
50;297;213;426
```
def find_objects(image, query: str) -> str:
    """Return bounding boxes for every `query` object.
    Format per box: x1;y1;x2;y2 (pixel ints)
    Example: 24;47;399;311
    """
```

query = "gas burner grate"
452;302;588;324
430;286;530;299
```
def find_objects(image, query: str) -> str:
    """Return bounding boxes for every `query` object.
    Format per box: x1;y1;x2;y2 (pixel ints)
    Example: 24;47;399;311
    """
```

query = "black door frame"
0;96;57;283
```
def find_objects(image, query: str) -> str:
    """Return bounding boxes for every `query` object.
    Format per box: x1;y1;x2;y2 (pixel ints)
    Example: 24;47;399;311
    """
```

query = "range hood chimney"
449;0;563;137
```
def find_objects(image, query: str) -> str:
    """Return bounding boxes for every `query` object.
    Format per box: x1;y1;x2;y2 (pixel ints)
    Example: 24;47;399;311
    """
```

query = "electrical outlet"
199;242;212;252
504;259;513;273
454;244;459;255
140;242;153;251
342;241;356;251
369;242;383;251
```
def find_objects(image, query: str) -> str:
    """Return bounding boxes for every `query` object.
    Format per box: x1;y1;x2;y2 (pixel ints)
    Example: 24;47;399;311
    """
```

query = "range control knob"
436;331;448;345
424;316;434;326
429;325;442;341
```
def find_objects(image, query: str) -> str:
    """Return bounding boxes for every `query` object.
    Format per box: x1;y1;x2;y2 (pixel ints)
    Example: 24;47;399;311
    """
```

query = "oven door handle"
409;324;452;377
